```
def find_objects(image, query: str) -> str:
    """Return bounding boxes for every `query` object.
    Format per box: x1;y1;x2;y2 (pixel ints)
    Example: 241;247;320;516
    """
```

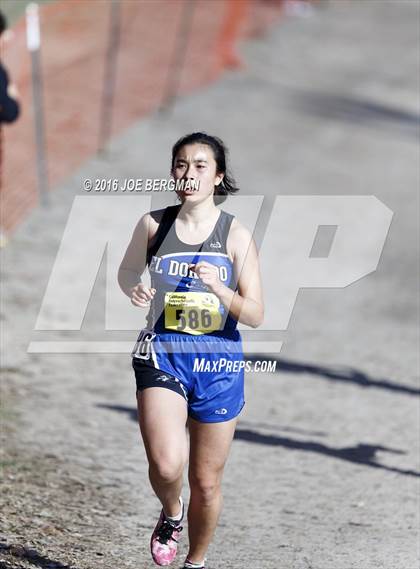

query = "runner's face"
172;144;224;203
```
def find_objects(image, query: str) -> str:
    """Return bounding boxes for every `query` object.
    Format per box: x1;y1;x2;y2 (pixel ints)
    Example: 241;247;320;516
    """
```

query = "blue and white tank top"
145;205;238;336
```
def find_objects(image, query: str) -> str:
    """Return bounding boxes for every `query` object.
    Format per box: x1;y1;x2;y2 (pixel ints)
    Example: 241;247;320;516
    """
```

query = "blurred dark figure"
0;10;20;248
0;12;19;124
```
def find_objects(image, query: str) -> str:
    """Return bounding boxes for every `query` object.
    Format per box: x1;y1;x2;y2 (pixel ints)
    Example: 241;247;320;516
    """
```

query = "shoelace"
156;519;183;544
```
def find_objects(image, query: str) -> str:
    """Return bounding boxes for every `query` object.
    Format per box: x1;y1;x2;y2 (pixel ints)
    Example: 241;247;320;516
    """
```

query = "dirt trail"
1;2;419;568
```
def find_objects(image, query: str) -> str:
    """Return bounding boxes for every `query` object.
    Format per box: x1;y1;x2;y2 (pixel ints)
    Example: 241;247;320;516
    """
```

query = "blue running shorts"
132;328;245;423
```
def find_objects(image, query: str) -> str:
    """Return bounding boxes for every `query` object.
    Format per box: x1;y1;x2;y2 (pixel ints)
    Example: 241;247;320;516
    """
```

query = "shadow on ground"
97;357;419;479
0;542;75;569
234;430;419;478
97;390;420;477
246;355;420;397
288;89;420;139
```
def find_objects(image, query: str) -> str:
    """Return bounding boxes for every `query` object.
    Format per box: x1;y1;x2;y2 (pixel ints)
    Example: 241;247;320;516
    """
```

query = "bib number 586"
175;308;211;331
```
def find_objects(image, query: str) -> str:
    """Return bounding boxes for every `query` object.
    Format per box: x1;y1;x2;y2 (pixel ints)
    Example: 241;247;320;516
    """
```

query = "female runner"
118;132;264;569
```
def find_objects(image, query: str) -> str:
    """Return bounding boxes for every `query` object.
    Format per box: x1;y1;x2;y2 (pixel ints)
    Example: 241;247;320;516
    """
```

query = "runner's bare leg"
186;416;238;563
137;387;189;516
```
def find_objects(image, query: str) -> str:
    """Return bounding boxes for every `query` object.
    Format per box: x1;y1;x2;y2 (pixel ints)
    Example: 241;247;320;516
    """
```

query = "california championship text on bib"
164;291;223;335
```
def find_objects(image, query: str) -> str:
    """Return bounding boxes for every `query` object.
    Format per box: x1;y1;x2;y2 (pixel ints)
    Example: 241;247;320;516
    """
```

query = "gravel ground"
1;1;419;568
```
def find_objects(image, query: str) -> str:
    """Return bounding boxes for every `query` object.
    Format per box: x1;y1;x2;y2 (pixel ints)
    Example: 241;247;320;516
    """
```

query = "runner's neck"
177;197;220;226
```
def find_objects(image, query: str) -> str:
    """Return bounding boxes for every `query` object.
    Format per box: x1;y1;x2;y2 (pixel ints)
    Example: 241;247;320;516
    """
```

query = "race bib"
131;328;157;359
164;292;222;335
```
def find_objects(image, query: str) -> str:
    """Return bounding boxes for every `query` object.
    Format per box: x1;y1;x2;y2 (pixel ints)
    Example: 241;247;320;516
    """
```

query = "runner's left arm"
193;225;264;328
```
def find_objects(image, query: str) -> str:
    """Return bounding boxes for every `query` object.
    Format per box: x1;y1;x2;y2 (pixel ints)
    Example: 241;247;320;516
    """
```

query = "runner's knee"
149;457;184;484
189;473;222;504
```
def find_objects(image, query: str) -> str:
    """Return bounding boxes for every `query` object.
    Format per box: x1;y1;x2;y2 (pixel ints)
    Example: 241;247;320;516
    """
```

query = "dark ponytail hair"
171;132;239;204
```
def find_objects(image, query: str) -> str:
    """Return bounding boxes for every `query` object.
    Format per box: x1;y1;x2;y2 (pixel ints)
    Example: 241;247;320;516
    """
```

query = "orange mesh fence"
1;0;288;236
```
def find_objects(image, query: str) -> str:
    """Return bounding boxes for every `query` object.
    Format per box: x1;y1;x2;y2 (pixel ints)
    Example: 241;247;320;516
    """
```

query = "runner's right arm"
118;213;157;307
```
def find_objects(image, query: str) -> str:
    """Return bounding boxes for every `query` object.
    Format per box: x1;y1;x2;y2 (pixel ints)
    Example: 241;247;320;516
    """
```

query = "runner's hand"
130;284;156;307
189;261;223;294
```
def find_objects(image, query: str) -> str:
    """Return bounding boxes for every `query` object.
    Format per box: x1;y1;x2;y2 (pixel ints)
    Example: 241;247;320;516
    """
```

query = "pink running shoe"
150;500;184;566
